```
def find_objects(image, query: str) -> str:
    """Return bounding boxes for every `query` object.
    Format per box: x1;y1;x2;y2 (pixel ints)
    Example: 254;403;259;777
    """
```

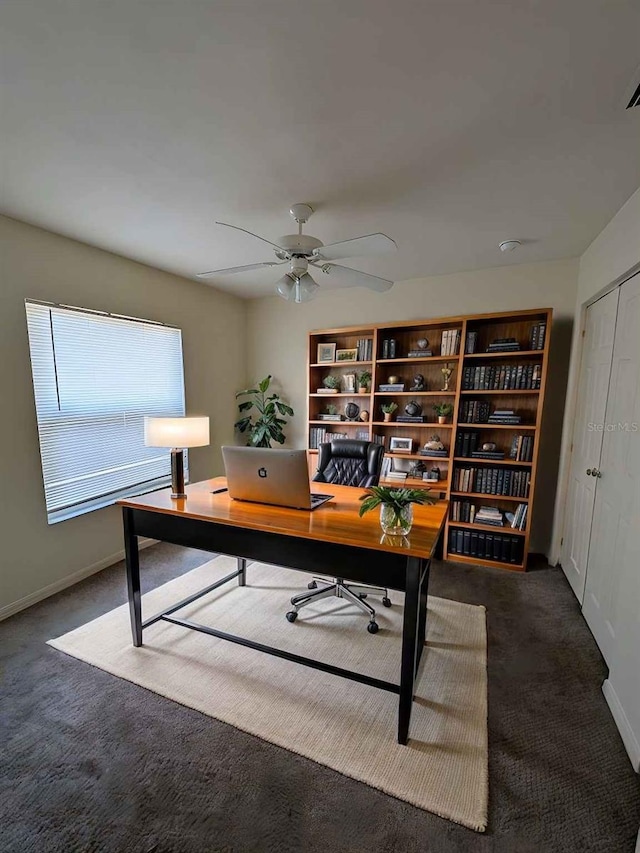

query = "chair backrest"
313;439;384;488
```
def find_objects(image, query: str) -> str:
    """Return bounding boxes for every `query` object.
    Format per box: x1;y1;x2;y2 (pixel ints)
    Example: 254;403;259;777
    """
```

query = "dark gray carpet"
1;545;639;853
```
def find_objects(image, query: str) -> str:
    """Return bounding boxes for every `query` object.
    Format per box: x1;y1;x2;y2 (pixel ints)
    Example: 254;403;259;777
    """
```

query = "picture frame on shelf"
336;348;358;362
342;373;357;393
389;436;413;454
317;342;336;363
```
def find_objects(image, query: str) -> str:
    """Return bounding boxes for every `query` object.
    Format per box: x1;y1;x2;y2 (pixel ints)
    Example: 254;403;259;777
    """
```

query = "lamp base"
170;448;186;499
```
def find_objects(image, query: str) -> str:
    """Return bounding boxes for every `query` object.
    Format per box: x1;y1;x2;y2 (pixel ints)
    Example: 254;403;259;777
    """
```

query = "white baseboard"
0;538;157;623
602;679;640;772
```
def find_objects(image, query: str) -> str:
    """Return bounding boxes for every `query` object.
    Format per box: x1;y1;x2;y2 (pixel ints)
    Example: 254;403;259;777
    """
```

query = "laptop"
221;446;333;510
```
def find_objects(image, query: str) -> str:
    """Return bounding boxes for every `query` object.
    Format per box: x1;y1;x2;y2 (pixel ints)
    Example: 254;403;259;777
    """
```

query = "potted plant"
381;401;398;422
235;375;294;447
359;485;435;535
357;370;372;393
322;375;341;393
433;402;453;424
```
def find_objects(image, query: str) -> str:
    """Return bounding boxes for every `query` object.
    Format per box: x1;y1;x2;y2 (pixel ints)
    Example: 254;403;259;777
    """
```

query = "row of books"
465;330;478;354
455;431;488;457
448;528;523;564
452;466;531;497
529;322;547;350
462;363;542;390
509;434;534;462
355;338;373;361
486;337;520;352
459;400;491;423
308;428;348;449
488;408;521;425
507;503;528;531
441;328;461;356
450;500;505;526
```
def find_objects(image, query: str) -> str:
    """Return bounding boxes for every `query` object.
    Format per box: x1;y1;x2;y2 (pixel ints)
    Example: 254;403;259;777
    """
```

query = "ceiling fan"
197;203;397;302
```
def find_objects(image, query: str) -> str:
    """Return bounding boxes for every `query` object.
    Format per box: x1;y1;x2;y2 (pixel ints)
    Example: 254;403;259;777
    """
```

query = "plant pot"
380;503;413;536
437;415;448;424
358;386;368;394
383;412;392;422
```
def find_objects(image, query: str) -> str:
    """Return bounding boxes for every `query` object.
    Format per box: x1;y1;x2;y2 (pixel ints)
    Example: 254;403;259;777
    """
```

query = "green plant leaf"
236;388;258;398
259;375;272;393
237;400;253;412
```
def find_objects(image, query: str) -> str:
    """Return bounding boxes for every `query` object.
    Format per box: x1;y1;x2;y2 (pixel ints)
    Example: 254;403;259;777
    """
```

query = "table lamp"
144;416;210;499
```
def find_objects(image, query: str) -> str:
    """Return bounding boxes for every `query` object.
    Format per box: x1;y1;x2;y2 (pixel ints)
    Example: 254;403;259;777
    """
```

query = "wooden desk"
119;478;448;744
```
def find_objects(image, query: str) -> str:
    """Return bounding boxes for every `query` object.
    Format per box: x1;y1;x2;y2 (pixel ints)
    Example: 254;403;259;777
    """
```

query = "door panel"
583;274;640;663
561;288;619;601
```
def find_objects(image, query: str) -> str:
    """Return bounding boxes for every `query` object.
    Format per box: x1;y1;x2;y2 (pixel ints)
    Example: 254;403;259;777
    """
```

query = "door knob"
586;469;592;476
592;469;602;478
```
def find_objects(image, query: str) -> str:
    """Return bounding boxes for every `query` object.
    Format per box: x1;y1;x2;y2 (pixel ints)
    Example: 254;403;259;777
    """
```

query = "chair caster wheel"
367;621;379;634
307;580;317;590
286;611;298;623
382;597;392;608
358;593;368;600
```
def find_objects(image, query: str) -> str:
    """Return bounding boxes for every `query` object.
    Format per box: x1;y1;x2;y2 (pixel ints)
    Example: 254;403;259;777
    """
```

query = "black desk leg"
237;557;246;587
416;559;430;675
123;507;142;647
398;556;421;745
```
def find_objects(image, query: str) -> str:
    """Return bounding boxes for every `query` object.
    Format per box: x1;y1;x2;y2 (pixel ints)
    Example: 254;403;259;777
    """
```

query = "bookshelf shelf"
307;307;551;571
376;355;462;365
450;491;529;502
463;350;544;360
460;389;540;395
448;520;527;536
453;457;533;466
375;391;456;396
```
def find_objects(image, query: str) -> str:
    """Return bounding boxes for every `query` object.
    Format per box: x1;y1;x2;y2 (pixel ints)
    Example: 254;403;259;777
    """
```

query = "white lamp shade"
144;416;210;448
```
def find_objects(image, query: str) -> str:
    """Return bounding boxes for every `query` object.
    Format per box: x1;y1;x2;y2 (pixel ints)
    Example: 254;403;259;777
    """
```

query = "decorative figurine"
359;410;369;422
424;434;445;451
482;442;497;452
409;373;425;391
344;402;360;421
441;363;453;391
416;338;429;350
404;400;423;417
388;375;400;385
408;460;426;479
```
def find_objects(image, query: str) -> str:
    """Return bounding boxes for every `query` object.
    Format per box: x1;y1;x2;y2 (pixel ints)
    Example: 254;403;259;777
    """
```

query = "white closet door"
582;272;640;665
561;289;619;601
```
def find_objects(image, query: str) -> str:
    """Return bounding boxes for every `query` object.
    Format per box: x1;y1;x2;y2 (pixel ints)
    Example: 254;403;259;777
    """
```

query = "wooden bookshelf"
307;308;551;572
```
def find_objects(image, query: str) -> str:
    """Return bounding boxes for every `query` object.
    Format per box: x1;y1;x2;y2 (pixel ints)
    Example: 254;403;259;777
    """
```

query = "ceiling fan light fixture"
275;273;296;301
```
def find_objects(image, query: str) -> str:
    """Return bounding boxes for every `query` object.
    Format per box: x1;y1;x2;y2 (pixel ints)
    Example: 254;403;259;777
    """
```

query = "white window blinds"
25;300;186;524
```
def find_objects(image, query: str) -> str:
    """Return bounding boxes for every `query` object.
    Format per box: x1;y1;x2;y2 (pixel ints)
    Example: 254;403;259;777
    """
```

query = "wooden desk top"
119;478;448;559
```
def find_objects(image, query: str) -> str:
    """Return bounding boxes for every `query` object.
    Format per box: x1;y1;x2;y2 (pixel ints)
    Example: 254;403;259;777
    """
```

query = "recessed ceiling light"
499;240;521;253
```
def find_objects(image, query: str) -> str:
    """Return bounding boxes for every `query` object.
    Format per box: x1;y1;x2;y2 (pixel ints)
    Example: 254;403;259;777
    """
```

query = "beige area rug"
49;556;488;832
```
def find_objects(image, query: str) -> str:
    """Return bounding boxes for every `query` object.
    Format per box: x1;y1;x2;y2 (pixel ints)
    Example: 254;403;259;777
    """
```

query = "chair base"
286;577;391;633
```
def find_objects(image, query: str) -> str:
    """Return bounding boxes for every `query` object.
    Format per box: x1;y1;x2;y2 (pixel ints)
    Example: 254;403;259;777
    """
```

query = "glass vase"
380;503;413;536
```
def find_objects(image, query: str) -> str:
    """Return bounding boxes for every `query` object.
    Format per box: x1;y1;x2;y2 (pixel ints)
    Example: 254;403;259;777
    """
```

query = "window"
25;300;186;523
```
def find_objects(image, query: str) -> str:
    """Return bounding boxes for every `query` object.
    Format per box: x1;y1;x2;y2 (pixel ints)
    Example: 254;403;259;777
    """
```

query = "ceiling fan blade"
313;262;393;293
197;261;285;278
215;221;287;253
313;233;397;262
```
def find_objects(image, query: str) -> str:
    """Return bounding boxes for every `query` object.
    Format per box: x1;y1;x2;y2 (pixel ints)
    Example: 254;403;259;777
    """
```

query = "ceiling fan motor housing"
277;234;324;256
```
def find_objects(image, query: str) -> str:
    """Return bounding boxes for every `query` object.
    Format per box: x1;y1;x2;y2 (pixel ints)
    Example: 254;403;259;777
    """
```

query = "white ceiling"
2;1;639;298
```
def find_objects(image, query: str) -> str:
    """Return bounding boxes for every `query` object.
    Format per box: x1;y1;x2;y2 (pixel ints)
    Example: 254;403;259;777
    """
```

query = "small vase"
380;503;413;536
438;415;447;424
359;386;368;394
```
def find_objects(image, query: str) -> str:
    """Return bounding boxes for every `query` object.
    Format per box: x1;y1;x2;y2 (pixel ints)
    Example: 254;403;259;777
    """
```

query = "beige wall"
550;186;640;562
0;215;246;616
247;258;579;556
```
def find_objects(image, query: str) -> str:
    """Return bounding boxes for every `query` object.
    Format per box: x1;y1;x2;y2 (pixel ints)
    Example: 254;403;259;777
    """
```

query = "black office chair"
285;439;390;633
